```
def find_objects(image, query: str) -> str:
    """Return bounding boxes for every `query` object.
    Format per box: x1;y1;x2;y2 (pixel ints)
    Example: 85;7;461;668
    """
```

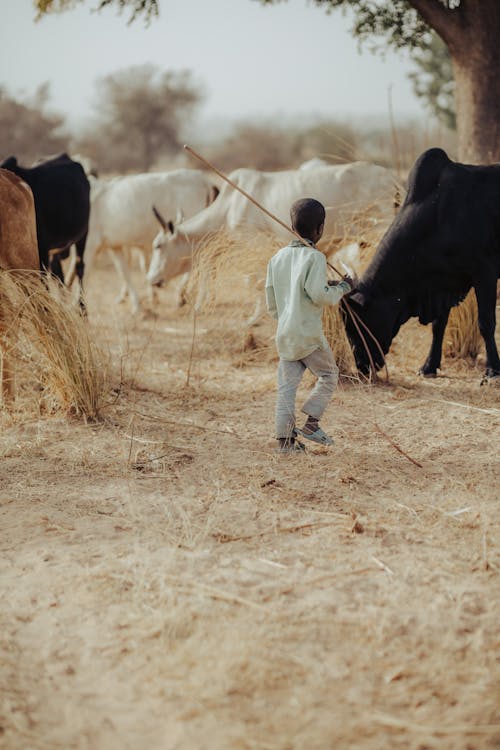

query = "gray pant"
275;346;339;439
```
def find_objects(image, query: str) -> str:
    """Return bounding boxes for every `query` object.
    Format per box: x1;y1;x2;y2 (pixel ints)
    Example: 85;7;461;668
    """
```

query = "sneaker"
296;426;334;446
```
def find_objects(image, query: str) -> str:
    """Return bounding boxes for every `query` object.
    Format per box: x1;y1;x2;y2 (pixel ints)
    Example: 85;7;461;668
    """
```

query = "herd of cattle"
0;147;499;401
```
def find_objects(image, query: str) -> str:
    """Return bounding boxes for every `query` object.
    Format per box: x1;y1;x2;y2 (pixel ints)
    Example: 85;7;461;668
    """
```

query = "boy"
265;198;353;453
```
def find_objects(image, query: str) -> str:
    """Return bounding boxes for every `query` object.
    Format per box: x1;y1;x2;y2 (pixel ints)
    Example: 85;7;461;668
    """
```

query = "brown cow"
0;168;39;401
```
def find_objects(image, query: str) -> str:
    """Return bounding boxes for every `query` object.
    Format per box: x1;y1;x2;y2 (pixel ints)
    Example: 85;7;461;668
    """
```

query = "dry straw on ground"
445;290;481;360
0;270;108;419
1;256;499;750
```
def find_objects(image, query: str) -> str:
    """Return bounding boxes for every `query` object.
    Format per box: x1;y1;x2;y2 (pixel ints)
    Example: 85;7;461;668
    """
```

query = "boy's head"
290;198;325;243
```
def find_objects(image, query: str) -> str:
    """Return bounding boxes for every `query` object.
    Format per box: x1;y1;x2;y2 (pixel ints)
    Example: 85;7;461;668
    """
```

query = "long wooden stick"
183;143;387;382
184;144;345;276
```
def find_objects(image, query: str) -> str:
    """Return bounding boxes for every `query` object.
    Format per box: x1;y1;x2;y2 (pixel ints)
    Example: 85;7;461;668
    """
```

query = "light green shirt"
265;239;351;361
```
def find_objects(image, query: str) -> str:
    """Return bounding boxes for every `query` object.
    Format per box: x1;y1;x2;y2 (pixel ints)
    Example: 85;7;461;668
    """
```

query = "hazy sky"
1;0;424;133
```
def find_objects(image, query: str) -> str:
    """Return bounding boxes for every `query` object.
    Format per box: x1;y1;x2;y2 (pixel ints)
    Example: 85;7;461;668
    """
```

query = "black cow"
0;153;90;310
344;148;500;381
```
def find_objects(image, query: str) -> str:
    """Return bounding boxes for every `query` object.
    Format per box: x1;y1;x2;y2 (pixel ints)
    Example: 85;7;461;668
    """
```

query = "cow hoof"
480;373;500;386
417;369;437;378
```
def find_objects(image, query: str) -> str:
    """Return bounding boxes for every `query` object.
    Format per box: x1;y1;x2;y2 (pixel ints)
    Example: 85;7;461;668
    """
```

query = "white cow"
147;162;401;287
84;169;220;312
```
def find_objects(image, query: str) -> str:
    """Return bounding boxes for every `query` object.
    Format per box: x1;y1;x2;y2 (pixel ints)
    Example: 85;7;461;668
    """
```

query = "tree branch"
407;0;462;47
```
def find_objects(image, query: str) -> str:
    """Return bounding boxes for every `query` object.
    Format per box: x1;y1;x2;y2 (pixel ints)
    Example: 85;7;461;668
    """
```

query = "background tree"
0;83;69;164
258;1;500;164
206;119;357;172
75;65;202;173
34;0;158;23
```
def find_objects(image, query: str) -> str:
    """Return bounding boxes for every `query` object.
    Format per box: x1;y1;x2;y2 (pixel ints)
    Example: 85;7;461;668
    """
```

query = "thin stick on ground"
212;519;343;544
374;423;423;468
186;308;197;387
482;523;491;571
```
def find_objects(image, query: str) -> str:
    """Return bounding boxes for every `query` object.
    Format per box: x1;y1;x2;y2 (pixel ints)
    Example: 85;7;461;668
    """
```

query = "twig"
373;712;500;735
482;524;490;571
127;416;135;466
427;398;500;416
263;567;376;601
130;447;193;467
371;555;395;575
213;519;341;544
387;84;401;180
258;558;288;569
129;410;242;438
374;423;423;468
164;578;265;611
185;305;197;388
124;433;164;445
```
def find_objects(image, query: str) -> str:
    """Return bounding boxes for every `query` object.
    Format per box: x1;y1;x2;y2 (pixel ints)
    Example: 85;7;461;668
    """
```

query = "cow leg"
108;249;140;313
177;271;190;307
132;247;147;275
64;245;78;288
74;233;87;314
49;251;65;284
474;279;500;378
133;249;158;305
418;309;450;376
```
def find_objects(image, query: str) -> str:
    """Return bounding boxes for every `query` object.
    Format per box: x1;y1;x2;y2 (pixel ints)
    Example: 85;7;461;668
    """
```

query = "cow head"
147;205;187;287
343;289;406;374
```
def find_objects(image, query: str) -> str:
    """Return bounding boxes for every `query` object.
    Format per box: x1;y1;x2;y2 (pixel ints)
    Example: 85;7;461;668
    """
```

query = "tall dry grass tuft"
445;291;481;360
184;228;281;312
0;270;108;419
322;304;357;376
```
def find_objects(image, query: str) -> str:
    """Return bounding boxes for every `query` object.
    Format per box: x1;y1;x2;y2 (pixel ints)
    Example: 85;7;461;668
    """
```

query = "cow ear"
209;185;219;203
152;204;168;230
167;220;175;235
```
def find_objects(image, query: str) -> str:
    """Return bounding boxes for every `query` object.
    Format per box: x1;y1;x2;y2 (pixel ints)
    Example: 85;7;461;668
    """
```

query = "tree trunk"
448;2;500;164
410;0;500;164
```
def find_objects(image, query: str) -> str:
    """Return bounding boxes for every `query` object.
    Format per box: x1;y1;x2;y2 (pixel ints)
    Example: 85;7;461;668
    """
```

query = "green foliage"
408;32;455;130
75;65;202;172
34;0;158;24
0;84;69;163
258;1;430;50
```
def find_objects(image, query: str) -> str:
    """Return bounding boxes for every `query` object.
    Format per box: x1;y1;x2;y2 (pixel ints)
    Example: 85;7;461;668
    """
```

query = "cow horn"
175;208;184;226
152;205;168;230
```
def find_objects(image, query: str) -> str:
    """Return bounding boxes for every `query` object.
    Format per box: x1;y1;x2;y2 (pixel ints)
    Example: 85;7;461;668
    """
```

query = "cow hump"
1;156;18;170
406;148;450;204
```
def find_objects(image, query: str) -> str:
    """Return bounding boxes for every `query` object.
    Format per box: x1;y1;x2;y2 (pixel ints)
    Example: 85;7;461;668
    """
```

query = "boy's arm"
304;253;351;306
265;263;278;319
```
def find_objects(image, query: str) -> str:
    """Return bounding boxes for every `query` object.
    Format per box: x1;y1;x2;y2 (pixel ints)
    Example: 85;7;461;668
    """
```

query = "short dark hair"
290;198;325;239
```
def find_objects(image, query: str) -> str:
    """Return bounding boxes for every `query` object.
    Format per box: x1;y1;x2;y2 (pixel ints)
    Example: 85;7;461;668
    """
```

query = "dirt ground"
1;256;499;750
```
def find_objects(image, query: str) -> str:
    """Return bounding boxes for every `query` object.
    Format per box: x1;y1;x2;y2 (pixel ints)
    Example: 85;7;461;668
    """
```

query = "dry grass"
184;228;280;309
445;290;482;360
0;270;109;419
184;225;388;375
0;256;499;750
